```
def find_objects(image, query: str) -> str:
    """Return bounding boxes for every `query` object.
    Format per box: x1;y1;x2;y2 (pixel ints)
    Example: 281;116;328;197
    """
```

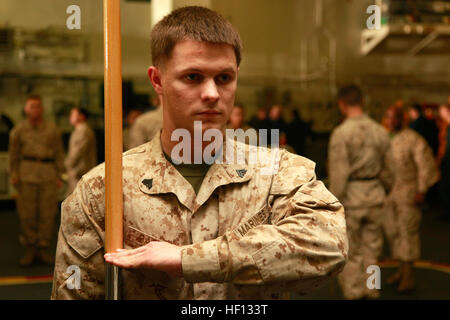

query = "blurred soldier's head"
147;6;242;137
269;105;282;121
24;95;43;123
228;103;245;129
337;85;363;117
70;107;89;127
126;109;142;127
439;103;450;124
384;106;404;132
408;104;422;121
257;107;267;120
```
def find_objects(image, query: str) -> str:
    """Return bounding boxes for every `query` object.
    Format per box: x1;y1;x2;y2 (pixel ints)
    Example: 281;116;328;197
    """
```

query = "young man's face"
385;108;402;132
439;105;450;124
24;98;43;121
151;39;238;135
69;108;79;126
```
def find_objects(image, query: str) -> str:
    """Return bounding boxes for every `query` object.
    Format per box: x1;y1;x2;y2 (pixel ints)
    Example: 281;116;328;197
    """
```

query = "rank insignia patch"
142;179;153;189
236;169;247;178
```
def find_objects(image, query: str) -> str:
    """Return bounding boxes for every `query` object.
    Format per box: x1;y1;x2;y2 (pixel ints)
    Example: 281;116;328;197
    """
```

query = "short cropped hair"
26;94;42;102
337;85;363;107
73;106;89;119
151;6;243;67
410;103;423;115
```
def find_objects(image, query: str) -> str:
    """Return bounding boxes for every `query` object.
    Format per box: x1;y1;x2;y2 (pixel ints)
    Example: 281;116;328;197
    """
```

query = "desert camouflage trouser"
338;205;383;300
16;182;58;248
383;199;421;262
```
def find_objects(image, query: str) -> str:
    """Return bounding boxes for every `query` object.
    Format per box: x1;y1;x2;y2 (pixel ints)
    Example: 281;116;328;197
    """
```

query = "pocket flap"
61;195;102;259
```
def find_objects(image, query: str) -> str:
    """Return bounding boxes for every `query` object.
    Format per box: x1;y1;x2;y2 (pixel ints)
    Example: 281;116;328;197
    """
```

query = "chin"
201;122;224;132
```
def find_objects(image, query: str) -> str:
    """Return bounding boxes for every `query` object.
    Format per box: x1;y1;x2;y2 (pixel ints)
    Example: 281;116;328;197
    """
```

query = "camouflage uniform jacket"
328;114;392;209
127;107;163;149
9;120;65;183
389;128;438;202
52;131;348;299
65;122;97;181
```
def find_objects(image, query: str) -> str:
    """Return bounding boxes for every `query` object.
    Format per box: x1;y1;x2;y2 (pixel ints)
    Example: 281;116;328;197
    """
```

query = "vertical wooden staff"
103;0;123;300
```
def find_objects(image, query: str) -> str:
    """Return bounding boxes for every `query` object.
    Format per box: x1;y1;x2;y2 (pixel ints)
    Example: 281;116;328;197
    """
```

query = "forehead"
26;99;42;106
166;39;237;72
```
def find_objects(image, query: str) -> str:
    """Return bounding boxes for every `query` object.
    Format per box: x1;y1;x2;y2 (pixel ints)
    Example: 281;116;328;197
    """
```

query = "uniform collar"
25;119;45;130
138;131;253;213
75;122;88;130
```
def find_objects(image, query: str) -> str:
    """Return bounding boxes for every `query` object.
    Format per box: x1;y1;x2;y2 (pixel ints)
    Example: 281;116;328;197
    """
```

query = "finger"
107;251;147;269
108;245;147;258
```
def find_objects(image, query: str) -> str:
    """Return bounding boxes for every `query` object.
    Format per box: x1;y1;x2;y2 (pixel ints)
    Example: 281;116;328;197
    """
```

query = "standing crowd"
6;85;450;299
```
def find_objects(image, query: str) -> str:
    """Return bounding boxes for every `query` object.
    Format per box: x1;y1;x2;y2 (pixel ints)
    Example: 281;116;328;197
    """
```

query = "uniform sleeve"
65;129;90;175
181;151;348;295
127;118;147;149
54;127;66;178
328;129;350;200
413;133;439;194
51;177;105;300
8;126;21;182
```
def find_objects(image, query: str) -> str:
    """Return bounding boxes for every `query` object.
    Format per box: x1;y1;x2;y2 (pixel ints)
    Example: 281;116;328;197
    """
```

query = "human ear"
148;66;163;95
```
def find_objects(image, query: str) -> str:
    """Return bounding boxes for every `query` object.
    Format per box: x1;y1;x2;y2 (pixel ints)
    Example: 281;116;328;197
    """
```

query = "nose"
201;79;219;103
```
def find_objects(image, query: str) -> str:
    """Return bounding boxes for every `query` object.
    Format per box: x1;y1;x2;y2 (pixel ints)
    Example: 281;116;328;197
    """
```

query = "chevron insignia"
142;179;153;189
236;169;247;178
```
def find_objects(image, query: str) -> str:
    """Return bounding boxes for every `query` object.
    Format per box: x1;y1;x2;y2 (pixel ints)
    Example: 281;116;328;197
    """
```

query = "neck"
28;118;42;126
346;107;363;118
75;121;86;128
161;126;225;164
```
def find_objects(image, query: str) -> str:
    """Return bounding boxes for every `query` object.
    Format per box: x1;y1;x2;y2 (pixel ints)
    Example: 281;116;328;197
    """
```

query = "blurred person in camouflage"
8;95;65;266
127;95;162;150
383;106;438;292
65;106;97;196
328;85;392;300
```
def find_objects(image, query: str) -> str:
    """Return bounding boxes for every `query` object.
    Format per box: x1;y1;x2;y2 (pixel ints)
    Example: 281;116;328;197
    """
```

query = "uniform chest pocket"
124;226;161;249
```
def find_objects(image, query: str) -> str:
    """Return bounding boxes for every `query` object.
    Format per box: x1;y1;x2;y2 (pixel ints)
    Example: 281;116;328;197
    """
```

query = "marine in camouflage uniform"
52;131;348;299
8;95;65;266
52;6;348;300
328;85;392;300
65;107;97;196
383;107;438;292
126;107;163;150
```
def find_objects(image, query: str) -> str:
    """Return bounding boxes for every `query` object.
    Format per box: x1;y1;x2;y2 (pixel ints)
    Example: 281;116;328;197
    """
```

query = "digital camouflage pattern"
126;108;163;150
383;128;438;262
328;114;392;208
8;120;65;247
52;131;348;299
328;114;391;300
65;122;97;196
9;120;65;184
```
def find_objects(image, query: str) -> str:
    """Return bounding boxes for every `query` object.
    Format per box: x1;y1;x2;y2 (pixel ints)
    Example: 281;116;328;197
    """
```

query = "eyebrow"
178;67;236;74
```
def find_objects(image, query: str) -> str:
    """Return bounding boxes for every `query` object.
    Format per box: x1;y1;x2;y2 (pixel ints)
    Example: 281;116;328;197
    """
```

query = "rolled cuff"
181;239;224;283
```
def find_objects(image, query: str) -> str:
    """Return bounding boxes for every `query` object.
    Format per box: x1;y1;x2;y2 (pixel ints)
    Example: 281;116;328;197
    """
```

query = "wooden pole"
103;0;123;300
